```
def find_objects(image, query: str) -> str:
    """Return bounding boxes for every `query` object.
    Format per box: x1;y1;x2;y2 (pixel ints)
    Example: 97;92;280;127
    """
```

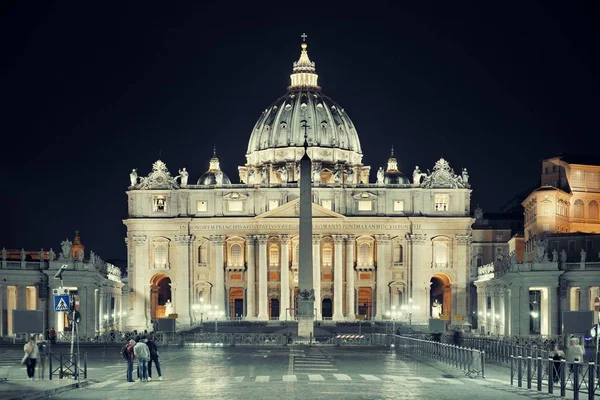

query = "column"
505;288;512;335
407;234;427;323
333;235;344;320
257;235;269;320
94;289;100;334
313;235;322;320
580;286;590;311
374;234;390;320
475;286;485;332
0;286;7;336
210;235;225;313
17;285;27;310
455;234;470;321
279;235;290;321
499;289;506;336
175;234;193;326
345;235;356;319
132;235;148;330
245;235;256;319
99;290;105;332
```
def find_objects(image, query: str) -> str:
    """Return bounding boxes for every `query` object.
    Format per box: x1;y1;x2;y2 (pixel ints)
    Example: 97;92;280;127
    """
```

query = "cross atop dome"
289;34;320;90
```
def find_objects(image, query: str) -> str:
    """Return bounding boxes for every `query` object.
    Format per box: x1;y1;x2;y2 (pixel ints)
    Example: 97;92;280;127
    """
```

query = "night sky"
2;2;598;263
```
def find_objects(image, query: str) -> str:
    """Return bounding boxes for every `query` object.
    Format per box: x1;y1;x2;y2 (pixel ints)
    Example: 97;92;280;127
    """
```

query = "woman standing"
37;334;50;380
23;336;39;380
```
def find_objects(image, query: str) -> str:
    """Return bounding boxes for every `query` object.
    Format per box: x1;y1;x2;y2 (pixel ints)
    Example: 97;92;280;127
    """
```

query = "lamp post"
385;305;402;335
192;298;209;326
401;298;418;328
211;308;224;333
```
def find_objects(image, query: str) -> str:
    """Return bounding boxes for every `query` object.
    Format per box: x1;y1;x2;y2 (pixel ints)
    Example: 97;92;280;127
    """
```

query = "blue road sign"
54;295;70;312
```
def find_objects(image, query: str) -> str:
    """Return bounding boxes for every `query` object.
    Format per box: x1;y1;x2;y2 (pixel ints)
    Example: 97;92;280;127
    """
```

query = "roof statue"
134;159;180;190
420;158;470;189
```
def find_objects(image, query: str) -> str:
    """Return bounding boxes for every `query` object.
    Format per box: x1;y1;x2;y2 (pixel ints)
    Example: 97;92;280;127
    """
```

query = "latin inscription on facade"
181;223;413;231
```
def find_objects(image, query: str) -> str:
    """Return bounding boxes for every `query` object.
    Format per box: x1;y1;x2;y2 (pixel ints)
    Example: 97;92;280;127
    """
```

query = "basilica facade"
124;41;473;331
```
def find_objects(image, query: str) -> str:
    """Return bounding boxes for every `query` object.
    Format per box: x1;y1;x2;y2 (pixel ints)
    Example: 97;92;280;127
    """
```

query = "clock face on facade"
156;176;164;183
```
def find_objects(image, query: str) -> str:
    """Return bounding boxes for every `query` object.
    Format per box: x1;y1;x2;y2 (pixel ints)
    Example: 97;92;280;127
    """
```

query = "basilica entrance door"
322;298;332;319
358;287;372;320
229;288;244;319
150;274;172;320
269;298;280;319
430;274;452;321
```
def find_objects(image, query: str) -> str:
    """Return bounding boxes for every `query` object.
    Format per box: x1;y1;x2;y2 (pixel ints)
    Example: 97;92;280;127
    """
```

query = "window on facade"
155;245;167;267
496;234;503;241
588;172;600;189
434;194;449;211
358;243;371;265
230;244;243;266
358;200;372;211
434;242;448;267
153;196;167;213
321;199;332;210
568;241;575;251
228;201;243;212
589;201;599;220
571;170;585;187
393;200;404;212
269;244;279;267
552;165;557;172
322;245;333;266
476;257;482;267
197;245;205;264
268;200;279;211
197;201;207;212
394;244;403;263
541;203;551;216
574;199;584;218
543;224;549;231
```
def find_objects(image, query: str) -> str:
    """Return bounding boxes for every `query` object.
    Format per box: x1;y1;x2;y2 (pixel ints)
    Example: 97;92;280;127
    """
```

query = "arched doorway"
322;298;333;319
150;274;172;320
430;274;451;321
269;298;280;319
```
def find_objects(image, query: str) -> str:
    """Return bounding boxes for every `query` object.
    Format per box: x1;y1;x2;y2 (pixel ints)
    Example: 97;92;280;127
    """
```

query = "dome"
384;147;410;185
245;41;363;168
197;150;231;185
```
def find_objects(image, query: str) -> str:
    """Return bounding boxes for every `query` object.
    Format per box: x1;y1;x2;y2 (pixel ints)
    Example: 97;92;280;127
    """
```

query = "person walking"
566;336;585;375
550;344;565;382
123;339;136;382
36;334;50;380
145;335;163;381
133;336;150;382
49;327;56;345
23;336;39;381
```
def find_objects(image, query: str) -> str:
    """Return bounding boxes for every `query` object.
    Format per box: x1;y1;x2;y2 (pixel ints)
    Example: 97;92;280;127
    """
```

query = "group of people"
550;336;586;382
122;335;163;382
22;334;51;380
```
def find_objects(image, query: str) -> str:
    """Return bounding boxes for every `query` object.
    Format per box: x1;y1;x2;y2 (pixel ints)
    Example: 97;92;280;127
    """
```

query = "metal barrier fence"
395;335;485;378
510;356;600;399
462;336;551;365
49;352;87;382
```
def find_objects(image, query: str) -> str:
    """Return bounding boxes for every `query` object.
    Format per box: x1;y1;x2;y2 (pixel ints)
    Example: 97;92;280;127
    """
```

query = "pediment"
352;191;378;200
256;199;345;219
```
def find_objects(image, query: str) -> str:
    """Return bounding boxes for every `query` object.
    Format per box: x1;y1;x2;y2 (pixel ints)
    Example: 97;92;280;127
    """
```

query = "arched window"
155;245;166;267
230;244;242;267
269;244;279;267
574;199;584;218
358;243;371;266
322;245;333;266
541;203;551;216
434;242;448;267
398;245;403;263
590;201;599;220
197;245;206;264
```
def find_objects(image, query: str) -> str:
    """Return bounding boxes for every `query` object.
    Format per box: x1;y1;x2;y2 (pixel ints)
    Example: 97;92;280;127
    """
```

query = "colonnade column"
279;235;290;321
374;234;390;320
175;234;193;326
0;286;7;336
313;235;322;320
210;235;225;313
478;286;487;333
98;290;105;333
345;235;356;319
245;235;255;319
333;235;344;320
580;286;590;311
94;289;100;334
499;289;507;336
257;235;269;320
490;288;497;334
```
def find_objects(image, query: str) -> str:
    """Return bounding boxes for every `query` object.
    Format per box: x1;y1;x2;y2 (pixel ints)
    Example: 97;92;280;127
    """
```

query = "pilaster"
374;234;390;320
332;235;345;320
131;235;148;330
245;235;256;319
345;235;356;319
174;234;194;326
407;233;427;323
257;235;269;320
279;235;290;320
313;234;322;320
210;235;226;313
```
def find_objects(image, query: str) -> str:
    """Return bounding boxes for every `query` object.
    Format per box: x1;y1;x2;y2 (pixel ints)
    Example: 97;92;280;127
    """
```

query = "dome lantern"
289;35;320;91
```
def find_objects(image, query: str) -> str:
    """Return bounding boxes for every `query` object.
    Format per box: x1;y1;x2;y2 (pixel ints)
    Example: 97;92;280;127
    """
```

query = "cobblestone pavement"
37;345;567;400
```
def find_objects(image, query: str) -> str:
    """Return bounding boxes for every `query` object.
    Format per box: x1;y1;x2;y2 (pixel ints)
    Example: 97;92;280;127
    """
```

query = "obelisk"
297;120;315;338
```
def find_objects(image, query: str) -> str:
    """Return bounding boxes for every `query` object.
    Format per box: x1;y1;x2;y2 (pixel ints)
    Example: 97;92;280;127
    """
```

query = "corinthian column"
174;234;194;326
210;235;225;312
346;235;356;319
374;234;390;320
279;235;290;320
333;235;345;320
313;234;322;320
132;235;148;330
257;235;269;320
245;235;255;319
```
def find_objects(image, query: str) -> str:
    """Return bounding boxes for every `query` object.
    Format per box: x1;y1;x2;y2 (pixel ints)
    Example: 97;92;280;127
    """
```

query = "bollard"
560;359;566;397
573;361;579;400
548;358;554;394
49;354;53;381
481;350;486;379
511;356;514;386
589;363;595;400
537;357;542;392
517;356;523;387
84;353;87;379
527;356;532;389
59;354;63;379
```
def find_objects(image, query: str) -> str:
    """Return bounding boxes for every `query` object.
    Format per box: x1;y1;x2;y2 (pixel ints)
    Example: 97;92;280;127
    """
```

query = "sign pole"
594;296;600;366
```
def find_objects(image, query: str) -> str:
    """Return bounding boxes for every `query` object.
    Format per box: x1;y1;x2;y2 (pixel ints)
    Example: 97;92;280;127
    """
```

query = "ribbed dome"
197;151;231;186
245;42;363;168
384;147;410;185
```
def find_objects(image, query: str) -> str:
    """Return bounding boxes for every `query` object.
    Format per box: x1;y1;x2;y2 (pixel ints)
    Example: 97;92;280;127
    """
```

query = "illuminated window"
321;200;332;210
541;202;552;216
571;170;585;187
230;244;242;266
197;201;207;212
590;201;599;220
228;201;243;212
434;242;448;267
322;245;332;266
155;245;167;267
358;200;372;211
153;196;167;213
588;172;600;189
268;200;279;211
434;194;449;211
543;224;549;231
393;200;404;212
574;199;584;218
269;244;279;267
358;243;371;265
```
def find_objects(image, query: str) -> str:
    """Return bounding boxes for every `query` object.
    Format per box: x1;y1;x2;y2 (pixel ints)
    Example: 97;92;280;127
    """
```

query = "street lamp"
192;298;207;325
210;307;224;333
401;298;419;328
385;305;402;335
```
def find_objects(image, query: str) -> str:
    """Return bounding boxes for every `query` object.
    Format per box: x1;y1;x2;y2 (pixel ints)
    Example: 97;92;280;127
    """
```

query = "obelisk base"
297;298;315;338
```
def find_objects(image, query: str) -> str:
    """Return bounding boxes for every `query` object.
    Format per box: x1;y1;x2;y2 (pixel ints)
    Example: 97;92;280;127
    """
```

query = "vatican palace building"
123;41;474;331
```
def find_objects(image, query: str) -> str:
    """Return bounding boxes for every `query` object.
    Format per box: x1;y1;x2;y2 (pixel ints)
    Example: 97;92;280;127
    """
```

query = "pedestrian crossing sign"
54;295;70;312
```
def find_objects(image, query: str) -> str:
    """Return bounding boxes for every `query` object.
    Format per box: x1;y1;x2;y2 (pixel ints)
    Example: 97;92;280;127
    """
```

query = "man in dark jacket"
145;336;162;381
124;339;135;382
